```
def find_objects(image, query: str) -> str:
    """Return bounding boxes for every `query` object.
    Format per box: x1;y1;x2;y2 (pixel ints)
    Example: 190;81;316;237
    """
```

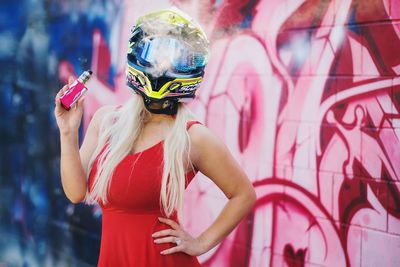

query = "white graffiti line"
289;0;352;189
276;0;352;169
297;0;351;129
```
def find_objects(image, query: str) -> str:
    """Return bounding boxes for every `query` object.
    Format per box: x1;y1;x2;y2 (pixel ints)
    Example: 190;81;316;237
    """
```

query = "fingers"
55;89;62;102
78;95;86;105
154;217;189;255
153;236;177;244
158;217;179;230
56;84;68;97
68;76;74;85
160;245;182;255
74;96;85;110
54;85;68;108
152;229;178;238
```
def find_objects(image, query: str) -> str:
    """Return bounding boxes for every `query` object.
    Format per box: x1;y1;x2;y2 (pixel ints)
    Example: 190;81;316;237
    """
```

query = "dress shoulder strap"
186;121;202;130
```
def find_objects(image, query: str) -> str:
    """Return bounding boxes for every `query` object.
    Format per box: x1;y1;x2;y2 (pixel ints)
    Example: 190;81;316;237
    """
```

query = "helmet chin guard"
143;97;178;115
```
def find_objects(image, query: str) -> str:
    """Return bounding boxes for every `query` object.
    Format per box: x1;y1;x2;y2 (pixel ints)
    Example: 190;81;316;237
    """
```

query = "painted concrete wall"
0;0;399;266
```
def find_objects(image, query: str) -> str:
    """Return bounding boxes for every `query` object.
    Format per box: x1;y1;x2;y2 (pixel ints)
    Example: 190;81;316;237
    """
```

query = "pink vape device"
60;70;93;110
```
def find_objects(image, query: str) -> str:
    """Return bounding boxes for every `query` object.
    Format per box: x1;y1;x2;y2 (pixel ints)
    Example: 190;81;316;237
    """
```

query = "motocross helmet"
126;7;209;115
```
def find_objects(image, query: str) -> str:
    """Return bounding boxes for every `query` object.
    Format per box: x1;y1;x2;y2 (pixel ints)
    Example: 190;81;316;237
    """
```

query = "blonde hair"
86;94;195;217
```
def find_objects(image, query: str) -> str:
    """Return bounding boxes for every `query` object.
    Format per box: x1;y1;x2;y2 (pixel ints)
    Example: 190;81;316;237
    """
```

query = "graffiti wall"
0;0;399;266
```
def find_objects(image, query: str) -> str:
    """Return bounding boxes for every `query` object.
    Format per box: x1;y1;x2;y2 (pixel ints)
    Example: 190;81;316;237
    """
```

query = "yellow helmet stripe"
127;65;153;95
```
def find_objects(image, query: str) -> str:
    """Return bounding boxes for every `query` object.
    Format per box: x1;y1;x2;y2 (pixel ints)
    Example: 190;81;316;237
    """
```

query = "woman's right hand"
54;76;85;135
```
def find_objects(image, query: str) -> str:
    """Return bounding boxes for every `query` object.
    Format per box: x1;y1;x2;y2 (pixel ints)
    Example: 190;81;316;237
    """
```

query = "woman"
55;7;256;267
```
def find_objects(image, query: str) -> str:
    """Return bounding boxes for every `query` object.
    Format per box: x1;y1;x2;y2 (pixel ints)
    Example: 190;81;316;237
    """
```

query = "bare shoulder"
187;123;251;201
187;123;229;163
80;105;116;167
89;105;117;128
188;123;220;146
91;104;116;120
95;104;116;115
82;105;117;141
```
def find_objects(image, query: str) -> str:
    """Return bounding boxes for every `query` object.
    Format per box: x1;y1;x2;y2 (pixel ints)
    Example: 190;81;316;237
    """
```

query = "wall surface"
0;0;399;266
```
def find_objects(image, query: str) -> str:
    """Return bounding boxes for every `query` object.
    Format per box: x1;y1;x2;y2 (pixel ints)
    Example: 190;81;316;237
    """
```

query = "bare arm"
189;124;256;252
153;124;256;255
54;78;113;203
59;132;86;203
59;106;109;203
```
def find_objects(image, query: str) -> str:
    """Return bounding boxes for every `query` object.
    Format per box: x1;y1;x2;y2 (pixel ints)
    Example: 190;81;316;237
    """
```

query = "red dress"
88;122;202;267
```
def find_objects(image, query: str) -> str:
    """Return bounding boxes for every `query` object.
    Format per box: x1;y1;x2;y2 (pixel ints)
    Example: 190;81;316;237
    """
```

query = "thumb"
76;96;85;110
68;76;75;85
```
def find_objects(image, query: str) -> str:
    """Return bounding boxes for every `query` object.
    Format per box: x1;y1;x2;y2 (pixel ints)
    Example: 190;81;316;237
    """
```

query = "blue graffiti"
0;0;118;265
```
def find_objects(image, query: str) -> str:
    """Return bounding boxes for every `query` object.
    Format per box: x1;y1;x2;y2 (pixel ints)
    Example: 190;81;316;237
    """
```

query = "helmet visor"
131;36;207;76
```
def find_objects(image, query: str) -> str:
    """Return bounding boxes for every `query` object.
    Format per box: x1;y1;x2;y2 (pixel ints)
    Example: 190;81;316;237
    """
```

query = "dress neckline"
123;139;197;175
125;121;200;157
127;140;164;156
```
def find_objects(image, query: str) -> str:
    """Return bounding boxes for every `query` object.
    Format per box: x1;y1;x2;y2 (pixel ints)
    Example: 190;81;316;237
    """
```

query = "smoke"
134;7;209;78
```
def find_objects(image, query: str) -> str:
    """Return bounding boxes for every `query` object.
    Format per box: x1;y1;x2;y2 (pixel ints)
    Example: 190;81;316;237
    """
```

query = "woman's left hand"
152;217;208;256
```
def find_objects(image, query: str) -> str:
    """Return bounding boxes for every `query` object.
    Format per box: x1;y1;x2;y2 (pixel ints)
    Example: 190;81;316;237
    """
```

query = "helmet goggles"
131;35;207;76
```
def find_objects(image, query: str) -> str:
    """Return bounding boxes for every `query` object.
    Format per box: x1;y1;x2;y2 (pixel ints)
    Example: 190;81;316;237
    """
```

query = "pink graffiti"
62;0;400;266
